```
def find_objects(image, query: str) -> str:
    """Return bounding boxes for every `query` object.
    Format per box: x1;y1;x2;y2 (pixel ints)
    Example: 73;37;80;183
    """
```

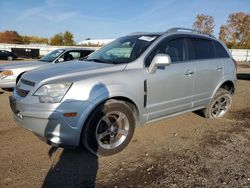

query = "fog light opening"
50;136;61;144
17;112;23;119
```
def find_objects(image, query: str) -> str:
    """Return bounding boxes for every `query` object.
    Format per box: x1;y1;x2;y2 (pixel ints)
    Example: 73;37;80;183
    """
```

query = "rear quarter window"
191;38;215;60
214;42;229;58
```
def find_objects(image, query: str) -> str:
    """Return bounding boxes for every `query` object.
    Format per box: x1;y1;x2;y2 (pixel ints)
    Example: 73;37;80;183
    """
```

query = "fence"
0;43;99;56
229;49;250;62
0;43;249;62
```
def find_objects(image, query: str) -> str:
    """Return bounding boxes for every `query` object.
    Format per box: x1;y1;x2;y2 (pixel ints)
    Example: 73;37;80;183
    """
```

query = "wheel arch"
78;95;141;146
108;96;140;122
220;80;235;94
212;80;235;98
16;71;27;85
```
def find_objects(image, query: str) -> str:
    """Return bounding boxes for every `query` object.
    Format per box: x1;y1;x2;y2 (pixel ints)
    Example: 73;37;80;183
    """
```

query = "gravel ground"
0;60;249;187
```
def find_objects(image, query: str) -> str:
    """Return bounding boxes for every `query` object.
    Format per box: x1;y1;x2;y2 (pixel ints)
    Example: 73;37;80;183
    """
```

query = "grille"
16;78;35;98
16;87;29;97
21;78;35;86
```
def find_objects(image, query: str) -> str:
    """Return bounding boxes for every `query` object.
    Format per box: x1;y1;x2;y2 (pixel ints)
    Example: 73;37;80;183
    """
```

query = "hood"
0;61;47;70
22;60;126;84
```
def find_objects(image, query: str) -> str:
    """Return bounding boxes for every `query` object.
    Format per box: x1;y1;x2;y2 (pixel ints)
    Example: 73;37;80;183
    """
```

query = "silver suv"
9;28;237;156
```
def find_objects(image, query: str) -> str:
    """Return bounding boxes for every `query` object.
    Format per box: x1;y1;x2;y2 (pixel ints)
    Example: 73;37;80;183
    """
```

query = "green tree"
193;14;215;34
21;35;48;44
50;33;64;45
21;36;30;44
63;31;74;46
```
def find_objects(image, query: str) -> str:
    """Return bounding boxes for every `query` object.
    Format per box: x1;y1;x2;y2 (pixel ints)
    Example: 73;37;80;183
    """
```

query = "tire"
2;88;14;92
82;100;135;156
202;88;232;119
7;56;13;61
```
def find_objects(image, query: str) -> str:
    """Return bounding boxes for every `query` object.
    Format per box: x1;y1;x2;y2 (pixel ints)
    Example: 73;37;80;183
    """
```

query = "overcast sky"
0;0;249;42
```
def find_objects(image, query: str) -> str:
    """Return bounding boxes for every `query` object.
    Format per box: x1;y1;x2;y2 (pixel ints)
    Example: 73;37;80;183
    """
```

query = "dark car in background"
0;50;17;61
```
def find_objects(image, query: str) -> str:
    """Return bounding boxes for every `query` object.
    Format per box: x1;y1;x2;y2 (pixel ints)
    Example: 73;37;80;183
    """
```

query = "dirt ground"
0;61;250;188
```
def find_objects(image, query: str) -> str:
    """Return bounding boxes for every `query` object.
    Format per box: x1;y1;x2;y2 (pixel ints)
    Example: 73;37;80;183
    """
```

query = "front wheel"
82;100;135;156
202;88;232;119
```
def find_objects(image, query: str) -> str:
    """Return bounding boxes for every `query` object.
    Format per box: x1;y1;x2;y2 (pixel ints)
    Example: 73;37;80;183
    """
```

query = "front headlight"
34;82;72;103
0;70;13;80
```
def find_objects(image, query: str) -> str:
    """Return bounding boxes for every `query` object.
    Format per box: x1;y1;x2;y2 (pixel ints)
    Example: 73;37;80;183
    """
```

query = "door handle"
216;66;223;71
185;70;194;76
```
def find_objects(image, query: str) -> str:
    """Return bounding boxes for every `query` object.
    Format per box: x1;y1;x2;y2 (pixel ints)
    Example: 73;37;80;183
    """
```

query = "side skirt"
144;106;205;125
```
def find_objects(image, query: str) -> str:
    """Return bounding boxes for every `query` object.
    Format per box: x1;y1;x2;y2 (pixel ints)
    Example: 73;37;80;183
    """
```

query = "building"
78;39;114;46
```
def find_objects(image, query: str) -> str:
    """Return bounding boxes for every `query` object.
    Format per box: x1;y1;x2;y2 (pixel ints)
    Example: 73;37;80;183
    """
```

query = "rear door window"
190;38;215;60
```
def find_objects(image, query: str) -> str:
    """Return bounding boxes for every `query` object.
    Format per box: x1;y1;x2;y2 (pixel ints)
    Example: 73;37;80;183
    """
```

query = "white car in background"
0;48;95;89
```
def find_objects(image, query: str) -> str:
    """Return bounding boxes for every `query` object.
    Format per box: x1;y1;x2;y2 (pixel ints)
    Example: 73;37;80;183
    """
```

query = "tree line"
0;12;249;48
193;12;250;49
0;30;75;46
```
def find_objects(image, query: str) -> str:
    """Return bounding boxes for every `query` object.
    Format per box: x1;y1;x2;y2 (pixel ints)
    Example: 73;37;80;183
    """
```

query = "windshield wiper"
79;57;87;61
38;59;52;62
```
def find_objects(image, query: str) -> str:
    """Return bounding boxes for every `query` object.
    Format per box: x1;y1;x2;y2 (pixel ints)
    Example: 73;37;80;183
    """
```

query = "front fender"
75;84;143;139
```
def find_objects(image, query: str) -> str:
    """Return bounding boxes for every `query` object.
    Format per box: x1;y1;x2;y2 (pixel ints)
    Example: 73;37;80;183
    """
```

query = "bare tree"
193;14;215;34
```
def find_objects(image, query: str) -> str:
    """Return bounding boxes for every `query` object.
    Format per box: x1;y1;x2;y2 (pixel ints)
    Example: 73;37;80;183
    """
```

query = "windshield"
39;49;65;62
86;35;159;64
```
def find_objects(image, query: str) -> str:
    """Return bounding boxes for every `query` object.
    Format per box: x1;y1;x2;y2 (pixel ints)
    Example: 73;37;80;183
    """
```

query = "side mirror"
57;57;64;63
148;53;171;74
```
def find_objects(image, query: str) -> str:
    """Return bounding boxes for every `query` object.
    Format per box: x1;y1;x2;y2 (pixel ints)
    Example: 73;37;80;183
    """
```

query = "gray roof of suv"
127;27;216;40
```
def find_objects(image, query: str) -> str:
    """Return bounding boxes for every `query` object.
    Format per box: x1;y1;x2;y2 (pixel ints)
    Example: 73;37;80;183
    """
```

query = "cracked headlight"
34;82;72;103
0;70;13;80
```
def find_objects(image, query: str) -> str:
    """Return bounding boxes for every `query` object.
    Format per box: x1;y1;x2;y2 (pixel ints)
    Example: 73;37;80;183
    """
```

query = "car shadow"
0;91;4;95
42;83;110;187
237;73;250;81
42;147;98;188
2;88;14;92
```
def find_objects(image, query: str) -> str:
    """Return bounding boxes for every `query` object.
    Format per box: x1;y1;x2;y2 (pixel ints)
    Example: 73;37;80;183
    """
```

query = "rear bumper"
9;95;91;147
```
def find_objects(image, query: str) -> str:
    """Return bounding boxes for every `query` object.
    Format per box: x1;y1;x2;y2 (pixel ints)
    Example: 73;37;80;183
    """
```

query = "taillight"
232;58;237;71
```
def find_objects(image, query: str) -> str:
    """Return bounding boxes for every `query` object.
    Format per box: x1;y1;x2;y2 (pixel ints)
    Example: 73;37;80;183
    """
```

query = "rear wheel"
7;56;13;61
202;88;232;118
82;100;135;156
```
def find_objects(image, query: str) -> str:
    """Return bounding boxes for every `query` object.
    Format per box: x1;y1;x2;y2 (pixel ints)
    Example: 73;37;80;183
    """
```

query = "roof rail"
128;32;150;36
166;27;216;38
